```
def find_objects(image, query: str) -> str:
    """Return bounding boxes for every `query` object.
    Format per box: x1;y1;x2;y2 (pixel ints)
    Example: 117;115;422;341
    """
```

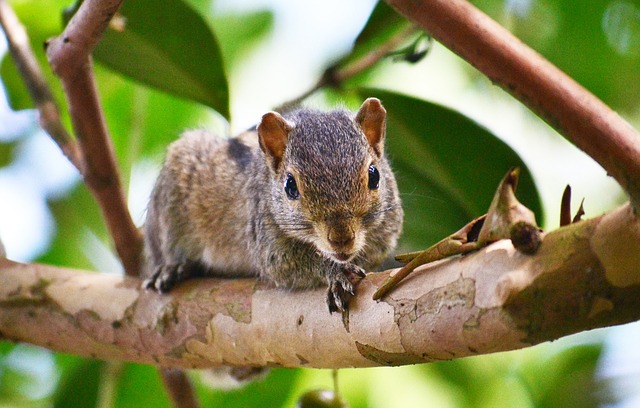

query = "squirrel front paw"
143;263;192;293
326;264;367;313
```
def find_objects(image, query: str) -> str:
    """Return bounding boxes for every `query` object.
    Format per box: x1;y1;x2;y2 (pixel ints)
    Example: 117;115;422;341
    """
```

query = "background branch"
385;0;640;209
275;24;418;112
44;0;142;277
0;0;82;169
1;204;638;369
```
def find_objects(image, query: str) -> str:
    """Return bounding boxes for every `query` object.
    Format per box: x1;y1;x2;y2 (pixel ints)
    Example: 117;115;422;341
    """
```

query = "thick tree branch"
1;204;638;369
385;0;640;209
0;0;82;169
40;0;142;277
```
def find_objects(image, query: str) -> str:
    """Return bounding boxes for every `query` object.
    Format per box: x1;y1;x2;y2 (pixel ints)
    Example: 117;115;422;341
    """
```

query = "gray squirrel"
143;98;403;313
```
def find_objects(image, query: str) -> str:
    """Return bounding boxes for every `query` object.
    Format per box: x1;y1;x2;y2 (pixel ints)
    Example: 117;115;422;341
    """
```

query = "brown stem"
385;0;640;210
0;0;82;169
44;0;142;277
159;369;201;408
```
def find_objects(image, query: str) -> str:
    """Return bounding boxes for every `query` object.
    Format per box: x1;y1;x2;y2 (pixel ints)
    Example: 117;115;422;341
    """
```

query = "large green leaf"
94;0;230;118
94;64;207;178
358;89;542;251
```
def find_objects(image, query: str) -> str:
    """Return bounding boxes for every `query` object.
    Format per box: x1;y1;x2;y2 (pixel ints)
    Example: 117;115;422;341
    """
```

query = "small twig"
0;0;82;169
44;0;142;277
275;25;418;112
376;168;542;300
373;214;484;300
385;0;640;210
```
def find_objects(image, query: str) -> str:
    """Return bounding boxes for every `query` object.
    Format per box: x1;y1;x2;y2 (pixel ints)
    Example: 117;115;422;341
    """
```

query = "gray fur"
143;99;403;313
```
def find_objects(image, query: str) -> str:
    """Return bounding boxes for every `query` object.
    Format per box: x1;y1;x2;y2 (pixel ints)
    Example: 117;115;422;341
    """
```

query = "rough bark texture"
1;204;638;369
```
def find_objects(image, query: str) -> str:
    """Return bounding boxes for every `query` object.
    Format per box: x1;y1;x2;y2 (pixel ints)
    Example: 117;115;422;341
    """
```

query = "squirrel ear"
355;97;387;157
258;112;294;171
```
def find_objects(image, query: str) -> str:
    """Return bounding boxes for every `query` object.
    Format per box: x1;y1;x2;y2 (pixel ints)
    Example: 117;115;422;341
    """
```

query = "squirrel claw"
143;263;190;293
326;264;365;313
342;264;366;285
327;282;350;314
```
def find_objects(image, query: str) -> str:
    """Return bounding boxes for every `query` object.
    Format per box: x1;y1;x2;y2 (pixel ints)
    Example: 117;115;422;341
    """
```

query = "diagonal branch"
1;204;638;369
275;24;418;112
0;0;82;169
44;0;142;277
385;0;640;209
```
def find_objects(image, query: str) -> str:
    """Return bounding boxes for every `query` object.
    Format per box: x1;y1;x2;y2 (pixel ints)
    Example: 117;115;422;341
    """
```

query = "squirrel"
142;98;403;313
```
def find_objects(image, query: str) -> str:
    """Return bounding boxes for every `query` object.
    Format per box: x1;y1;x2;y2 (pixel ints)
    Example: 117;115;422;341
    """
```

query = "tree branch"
385;0;640;209
0;0;82;169
1;204;638;368
275;25;418;112
43;0;142;276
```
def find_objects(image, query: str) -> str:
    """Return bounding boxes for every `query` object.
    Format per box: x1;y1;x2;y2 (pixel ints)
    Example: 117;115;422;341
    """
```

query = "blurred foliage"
0;141;15;167
472;0;640;112
1;0;638;406
427;344;611;408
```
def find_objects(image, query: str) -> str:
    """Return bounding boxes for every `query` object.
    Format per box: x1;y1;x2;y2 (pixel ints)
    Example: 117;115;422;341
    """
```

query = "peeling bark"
1;204;639;369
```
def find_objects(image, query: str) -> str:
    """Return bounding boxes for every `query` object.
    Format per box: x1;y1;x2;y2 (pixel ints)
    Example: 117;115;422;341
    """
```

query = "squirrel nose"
327;227;355;251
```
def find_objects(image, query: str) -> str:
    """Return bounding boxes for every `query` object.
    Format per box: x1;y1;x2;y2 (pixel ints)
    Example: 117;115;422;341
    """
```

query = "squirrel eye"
284;173;300;200
368;164;380;190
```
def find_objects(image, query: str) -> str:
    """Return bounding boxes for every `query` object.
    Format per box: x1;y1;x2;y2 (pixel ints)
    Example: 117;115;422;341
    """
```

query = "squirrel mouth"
331;252;353;262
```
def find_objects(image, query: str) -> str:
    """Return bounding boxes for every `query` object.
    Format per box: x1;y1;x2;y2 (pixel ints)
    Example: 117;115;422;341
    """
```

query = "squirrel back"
143;98;403;313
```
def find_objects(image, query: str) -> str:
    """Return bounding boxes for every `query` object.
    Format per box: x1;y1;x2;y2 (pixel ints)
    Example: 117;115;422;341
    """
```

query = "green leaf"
53;359;104;408
95;64;207;178
357;89;542;250
113;364;171;408
94;0;230;118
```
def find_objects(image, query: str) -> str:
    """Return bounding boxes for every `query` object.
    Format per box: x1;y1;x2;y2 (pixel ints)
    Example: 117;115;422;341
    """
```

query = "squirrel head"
257;98;393;263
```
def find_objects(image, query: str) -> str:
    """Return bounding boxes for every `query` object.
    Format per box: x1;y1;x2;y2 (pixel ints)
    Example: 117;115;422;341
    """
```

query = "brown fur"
143;98;403;313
